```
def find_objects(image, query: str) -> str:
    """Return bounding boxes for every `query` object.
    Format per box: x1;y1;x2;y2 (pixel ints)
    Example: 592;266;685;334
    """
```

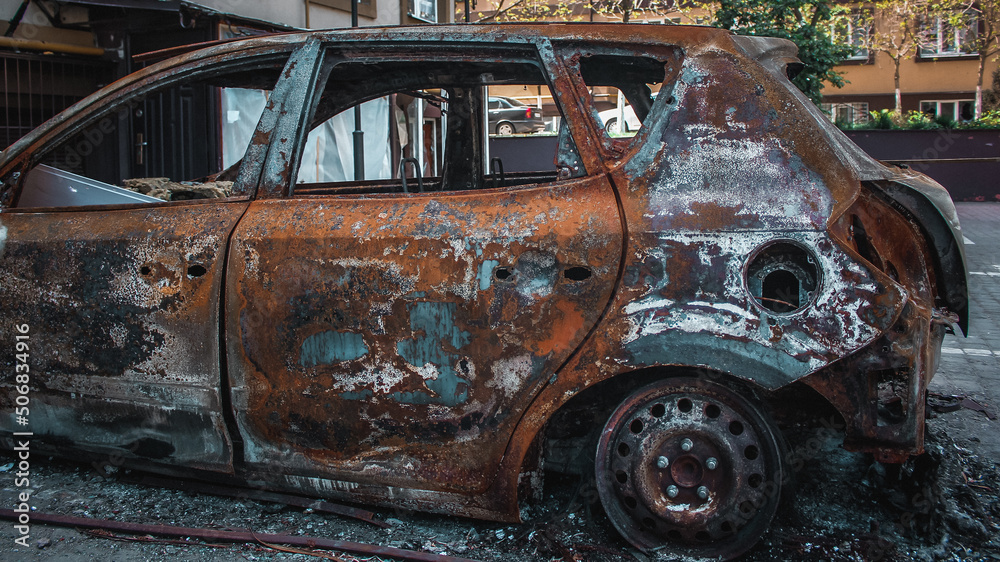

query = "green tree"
867;0;926;115
471;0;581;21
984;68;1000;111
710;0;853;103
468;0;675;22
589;0;677;23
923;0;1000;118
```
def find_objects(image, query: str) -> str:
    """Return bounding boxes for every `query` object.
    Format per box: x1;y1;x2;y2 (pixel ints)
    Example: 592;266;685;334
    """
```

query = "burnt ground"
0;415;998;562
2;202;999;562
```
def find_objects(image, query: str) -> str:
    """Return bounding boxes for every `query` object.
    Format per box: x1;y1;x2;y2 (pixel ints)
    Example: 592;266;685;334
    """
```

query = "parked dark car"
0;23;968;560
488;95;545;135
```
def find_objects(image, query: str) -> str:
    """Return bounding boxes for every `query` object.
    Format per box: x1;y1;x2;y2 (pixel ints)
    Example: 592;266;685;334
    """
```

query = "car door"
226;42;623;494
0;45;295;473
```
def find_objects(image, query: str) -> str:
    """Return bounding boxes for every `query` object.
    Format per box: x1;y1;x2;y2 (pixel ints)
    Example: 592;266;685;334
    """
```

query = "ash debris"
3;416;998;561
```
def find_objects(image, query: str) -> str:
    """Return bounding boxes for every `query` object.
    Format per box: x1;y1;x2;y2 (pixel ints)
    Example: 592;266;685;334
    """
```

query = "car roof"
3;23;890;185
0;23;740;166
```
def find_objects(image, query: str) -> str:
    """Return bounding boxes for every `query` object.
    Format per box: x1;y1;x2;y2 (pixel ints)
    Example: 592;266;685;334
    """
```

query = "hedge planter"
844;129;1000;202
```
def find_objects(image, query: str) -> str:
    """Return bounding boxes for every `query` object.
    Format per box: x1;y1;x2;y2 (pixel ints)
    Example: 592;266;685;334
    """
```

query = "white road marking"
970;271;1000;277
940;347;999;357
964;235;975;245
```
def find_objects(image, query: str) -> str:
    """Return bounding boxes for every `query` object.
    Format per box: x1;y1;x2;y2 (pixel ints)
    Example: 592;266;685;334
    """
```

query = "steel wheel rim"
596;378;784;560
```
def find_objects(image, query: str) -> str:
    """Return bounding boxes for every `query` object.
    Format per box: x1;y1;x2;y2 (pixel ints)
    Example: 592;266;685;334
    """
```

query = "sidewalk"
930;202;1000;459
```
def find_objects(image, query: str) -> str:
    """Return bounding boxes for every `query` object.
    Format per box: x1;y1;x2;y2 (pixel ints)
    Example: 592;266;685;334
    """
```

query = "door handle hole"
494;267;513;281
564;266;592;281
187;264;208;278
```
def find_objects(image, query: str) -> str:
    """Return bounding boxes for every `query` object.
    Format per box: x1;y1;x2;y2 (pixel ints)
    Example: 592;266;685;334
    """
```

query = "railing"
2;51;114;150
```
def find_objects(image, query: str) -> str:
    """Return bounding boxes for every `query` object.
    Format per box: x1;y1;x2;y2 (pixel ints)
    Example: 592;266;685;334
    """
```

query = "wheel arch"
495;343;834;520
532;365;778;478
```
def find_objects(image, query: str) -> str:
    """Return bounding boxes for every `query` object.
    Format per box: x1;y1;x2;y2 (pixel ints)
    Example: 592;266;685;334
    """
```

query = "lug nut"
705;457;718;470
680;438;693;452
656;456;669;469
697;486;709;500
666;485;679;498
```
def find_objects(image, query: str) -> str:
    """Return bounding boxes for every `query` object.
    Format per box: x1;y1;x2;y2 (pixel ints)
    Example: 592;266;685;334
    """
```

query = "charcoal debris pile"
123;177;233;201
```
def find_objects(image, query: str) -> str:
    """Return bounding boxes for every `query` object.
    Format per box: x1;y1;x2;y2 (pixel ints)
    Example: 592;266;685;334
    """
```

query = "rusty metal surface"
482;26;966;524
0;21;970;560
226;174;622;496
0;200;247;472
125;474;390;528
800;187;945;462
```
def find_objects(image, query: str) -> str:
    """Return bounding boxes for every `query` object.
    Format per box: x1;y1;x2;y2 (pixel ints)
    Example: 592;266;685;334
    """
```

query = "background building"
822;4;1000;124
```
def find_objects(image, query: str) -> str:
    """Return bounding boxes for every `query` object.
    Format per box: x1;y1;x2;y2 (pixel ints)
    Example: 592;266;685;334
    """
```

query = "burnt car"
488;95;546;135
0;24;968;560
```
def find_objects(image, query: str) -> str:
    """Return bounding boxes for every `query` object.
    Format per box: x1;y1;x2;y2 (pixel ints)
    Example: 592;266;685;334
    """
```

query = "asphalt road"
930;202;1000;460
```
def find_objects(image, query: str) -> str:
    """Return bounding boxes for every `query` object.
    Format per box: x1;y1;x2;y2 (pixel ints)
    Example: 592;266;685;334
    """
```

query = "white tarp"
221;88;268;169
221;90;392;184
297;98;391;183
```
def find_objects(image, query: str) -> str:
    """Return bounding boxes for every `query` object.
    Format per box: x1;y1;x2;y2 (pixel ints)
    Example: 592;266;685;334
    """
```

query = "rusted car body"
0;24;967;559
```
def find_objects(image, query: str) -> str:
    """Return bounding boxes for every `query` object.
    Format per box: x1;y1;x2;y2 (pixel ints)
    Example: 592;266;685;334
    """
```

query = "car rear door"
225;40;623;495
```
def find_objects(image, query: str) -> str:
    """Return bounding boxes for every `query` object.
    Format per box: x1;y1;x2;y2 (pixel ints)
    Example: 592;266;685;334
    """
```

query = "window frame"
920;99;975;121
553;42;684;162
2;47;296;211
820;101;870;126
280;42;589;199
830;11;871;64
919;12;979;59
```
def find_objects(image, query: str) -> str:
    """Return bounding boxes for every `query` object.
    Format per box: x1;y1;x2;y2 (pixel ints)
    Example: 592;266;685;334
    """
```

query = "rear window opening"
563;48;683;142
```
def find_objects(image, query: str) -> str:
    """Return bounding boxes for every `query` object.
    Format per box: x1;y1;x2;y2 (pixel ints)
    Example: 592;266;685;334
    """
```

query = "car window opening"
575;52;681;140
12;61;288;209
291;55;584;197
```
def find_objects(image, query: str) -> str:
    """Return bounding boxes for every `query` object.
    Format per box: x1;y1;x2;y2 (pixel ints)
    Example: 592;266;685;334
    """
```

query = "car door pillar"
240;37;325;200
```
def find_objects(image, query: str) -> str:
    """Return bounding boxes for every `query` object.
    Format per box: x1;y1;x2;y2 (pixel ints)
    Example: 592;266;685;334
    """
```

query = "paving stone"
932;203;1000;408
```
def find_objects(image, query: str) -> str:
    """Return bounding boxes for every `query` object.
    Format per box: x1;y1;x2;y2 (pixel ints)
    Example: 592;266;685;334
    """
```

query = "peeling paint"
488;354;535;395
394;301;472;406
478;259;499;291
299;330;369;366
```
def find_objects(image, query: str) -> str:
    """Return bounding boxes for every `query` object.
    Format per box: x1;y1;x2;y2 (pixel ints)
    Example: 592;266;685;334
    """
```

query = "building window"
820;102;870;126
831;13;870;61
920;14;977;57
662;16;707;25
920;100;974;121
311;0;377;19
407;0;437;22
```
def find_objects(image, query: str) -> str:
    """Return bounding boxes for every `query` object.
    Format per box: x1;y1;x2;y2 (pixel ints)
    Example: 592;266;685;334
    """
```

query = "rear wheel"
604;117;620;135
496;122;514;135
595;378;784;560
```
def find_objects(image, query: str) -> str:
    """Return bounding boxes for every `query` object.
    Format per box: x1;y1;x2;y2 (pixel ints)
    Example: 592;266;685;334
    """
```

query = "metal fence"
2;52;114;150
